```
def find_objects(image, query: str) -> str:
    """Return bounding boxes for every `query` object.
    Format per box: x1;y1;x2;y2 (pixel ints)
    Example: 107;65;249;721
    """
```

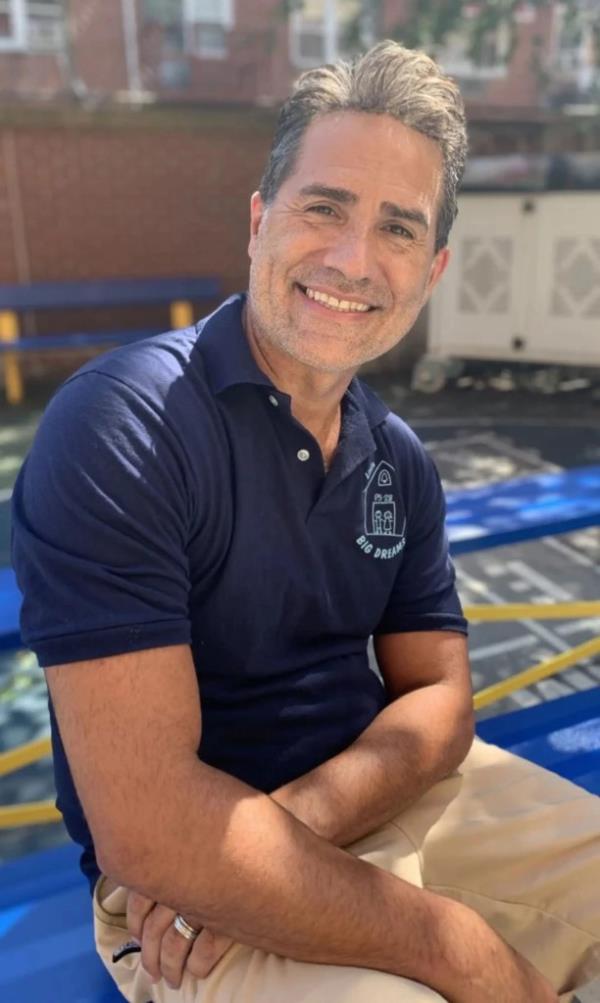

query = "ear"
424;246;450;299
248;191;266;260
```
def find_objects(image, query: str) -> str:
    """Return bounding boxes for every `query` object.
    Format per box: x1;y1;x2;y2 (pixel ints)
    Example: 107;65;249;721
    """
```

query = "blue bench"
0;276;221;404
477;688;600;795
0;843;123;1002
0;277;221;315
446;464;600;555
0;568;21;651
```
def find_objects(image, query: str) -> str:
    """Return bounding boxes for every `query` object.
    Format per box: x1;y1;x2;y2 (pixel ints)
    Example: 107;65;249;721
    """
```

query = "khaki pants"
94;738;600;1002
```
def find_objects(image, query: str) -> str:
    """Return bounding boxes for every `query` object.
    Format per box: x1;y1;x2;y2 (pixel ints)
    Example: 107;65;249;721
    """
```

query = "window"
0;0;64;52
182;0;234;59
0;0;27;51
434;20;511;80
25;1;64;52
290;0;363;69
551;1;598;99
290;0;327;66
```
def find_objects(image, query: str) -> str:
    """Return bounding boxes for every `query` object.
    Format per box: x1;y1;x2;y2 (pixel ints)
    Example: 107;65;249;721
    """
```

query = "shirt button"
297;448;310;462
268;394;278;407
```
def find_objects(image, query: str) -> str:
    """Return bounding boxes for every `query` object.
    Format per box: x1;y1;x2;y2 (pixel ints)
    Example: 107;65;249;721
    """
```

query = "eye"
306;203;337;217
384;222;414;239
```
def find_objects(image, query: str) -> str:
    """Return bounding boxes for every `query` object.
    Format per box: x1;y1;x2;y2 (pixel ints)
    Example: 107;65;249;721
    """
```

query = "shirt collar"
196;292;390;430
196;293;273;395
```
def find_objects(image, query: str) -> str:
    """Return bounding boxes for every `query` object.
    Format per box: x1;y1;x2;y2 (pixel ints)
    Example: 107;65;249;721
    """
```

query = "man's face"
247;111;450;375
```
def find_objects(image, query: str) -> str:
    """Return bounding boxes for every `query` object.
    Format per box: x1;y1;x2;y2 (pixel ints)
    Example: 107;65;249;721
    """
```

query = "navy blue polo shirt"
11;293;467;891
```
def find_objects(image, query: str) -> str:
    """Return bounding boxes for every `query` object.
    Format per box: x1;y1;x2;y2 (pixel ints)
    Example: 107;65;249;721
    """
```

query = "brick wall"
479;5;555;111
139;0;294;105
0;51;63;98
70;0;129;95
1;98;598;379
0;106;274;291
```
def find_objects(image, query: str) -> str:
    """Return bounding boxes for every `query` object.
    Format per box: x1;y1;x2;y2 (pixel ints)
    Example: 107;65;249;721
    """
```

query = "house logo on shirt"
355;460;407;560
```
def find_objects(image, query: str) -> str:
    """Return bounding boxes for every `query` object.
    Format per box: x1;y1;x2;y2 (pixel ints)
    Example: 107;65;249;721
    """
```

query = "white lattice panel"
428;192;600;367
528;194;600;364
429;196;531;361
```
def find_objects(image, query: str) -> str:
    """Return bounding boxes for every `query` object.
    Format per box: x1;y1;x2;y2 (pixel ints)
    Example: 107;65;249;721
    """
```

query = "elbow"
454;700;476;767
91;797;170;891
95;830;153;890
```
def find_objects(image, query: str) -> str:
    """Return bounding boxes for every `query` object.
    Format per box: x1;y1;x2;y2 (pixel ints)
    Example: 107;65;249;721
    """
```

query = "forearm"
271;680;474;847
105;757;552;1003
109;759;432;978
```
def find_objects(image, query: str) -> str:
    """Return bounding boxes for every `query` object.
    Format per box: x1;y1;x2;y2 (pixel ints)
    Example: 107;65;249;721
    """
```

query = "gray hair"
259;40;468;252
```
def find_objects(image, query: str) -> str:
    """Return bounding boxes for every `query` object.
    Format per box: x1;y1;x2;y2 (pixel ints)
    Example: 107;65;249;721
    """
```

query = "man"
11;41;599;1003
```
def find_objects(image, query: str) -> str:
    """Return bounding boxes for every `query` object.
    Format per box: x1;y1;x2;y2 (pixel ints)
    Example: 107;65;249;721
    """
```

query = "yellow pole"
170;300;194;329
0;735;52;777
465;601;600;622
473;636;600;709
0;309;24;405
0;800;62;829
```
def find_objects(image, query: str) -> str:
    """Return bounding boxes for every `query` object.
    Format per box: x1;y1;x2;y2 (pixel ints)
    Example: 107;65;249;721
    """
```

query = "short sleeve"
11;371;195;666
375;448;468;637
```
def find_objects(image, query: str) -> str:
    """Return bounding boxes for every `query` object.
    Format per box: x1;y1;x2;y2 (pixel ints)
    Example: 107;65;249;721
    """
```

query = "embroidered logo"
356;460;406;560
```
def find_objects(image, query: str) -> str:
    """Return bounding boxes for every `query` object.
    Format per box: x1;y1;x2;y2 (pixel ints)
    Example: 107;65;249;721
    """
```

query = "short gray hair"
259;40;468;252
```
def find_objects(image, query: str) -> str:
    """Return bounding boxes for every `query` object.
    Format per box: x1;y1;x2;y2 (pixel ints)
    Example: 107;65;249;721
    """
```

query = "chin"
285;341;370;374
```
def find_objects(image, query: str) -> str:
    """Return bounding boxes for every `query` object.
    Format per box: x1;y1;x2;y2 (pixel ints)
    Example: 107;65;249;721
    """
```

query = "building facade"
0;1;597;113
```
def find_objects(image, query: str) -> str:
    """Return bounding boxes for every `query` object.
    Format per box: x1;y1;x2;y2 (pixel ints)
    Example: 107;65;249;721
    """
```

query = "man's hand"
126;889;234;989
125;888;557;1003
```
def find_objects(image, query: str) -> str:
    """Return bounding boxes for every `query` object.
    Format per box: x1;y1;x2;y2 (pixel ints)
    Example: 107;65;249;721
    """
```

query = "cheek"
390;260;432;302
263;221;322;269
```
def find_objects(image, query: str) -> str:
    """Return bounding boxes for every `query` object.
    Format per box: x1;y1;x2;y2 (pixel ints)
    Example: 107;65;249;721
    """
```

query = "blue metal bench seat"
477;688;600;796
0;568;21;651
0;278;220;314
0;843;123;1002
446;464;600;555
0;276;222;405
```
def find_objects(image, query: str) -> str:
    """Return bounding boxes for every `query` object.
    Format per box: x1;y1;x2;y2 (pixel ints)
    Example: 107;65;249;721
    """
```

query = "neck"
243;304;354;468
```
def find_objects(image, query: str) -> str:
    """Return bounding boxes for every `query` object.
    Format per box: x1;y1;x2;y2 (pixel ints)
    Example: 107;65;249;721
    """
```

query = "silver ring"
174;913;200;942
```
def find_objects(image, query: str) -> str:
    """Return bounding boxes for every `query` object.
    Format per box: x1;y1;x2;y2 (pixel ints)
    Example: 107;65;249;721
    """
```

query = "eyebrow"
381;201;429;233
298;184;429;232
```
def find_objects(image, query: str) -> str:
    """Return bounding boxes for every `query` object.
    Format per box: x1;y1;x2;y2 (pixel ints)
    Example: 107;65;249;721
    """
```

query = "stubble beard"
248;285;392;376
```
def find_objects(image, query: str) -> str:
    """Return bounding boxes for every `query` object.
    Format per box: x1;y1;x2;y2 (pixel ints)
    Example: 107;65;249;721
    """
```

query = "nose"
320;223;375;285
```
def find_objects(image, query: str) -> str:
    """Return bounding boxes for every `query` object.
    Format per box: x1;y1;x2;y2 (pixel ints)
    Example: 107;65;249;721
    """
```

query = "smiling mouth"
296;283;376;314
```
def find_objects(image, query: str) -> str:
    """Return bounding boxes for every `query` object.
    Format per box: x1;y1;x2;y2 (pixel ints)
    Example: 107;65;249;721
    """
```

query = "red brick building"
0;1;597;113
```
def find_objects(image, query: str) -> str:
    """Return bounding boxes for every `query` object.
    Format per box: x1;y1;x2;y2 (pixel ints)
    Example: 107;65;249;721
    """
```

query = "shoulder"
380;410;427;456
60;324;210;418
22;324;228;527
36;322;223;458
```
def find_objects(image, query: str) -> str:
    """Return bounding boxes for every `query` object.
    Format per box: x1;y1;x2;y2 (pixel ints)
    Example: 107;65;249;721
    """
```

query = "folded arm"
46;644;555;1003
271;629;474;847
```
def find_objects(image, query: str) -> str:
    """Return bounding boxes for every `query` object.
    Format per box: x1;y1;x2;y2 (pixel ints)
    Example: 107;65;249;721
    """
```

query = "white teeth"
303;286;370;313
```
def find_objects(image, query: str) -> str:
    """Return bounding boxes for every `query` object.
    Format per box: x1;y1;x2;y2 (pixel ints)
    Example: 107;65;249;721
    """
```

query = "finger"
126;890;156;942
158;917;199;990
187;928;235;980
139;904;179;983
